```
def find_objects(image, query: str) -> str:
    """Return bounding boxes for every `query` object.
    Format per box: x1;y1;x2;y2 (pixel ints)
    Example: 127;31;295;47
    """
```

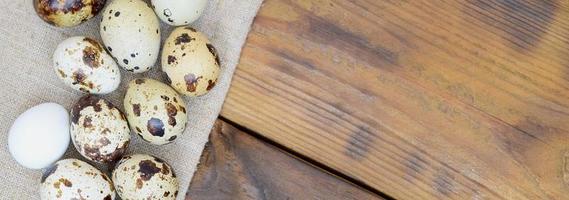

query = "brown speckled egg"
40;159;115;200
54;36;121;94
71;95;130;163
124;78;187;145
113;154;178;200
33;0;106;27
150;0;206;26
161;27;220;97
100;0;161;73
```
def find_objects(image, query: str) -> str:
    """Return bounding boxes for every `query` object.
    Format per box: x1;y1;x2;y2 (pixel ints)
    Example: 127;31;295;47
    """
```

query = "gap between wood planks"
218;116;396;200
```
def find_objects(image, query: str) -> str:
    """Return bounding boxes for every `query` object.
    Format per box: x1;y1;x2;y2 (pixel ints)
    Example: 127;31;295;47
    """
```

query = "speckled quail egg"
33;0;106;27
150;0;207;26
100;0;161;73
70;95;130;164
162;27;220;96
54;36;121;94
113;154;178;200
40;159;115;200
124;78;187;145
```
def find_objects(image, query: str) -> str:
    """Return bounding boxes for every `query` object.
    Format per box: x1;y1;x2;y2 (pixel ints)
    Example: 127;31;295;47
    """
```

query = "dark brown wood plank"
221;0;569;199
186;120;381;200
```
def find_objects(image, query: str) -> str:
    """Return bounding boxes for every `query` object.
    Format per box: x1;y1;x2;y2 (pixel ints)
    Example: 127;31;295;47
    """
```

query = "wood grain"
186;120;381;200
221;0;569;199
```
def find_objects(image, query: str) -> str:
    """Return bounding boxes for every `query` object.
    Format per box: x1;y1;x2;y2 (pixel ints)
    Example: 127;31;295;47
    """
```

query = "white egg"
53;36;121;94
8;103;70;169
100;0;161;73
151;0;207;26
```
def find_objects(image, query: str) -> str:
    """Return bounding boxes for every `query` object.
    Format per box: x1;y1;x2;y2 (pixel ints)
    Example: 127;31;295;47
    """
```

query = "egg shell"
8;103;70;169
162;27;220;96
40;159;115;200
70;95;130;163
113;154;178;200
100;0;161;73
54;36;121;94
123;78;187;145
150;0;207;26
33;0;106;27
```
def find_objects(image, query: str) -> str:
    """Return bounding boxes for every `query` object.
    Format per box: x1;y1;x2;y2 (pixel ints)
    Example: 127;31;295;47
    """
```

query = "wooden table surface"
190;0;569;199
187;121;380;199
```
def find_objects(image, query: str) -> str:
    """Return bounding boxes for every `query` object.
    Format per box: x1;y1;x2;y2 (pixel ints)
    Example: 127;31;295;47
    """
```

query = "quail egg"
113;154;178;199
100;0;161;73
40;159;115;200
162;27;220;96
71;95;130;163
150;0;207;26
34;0;106;27
54;36;121;94
124;78;187;145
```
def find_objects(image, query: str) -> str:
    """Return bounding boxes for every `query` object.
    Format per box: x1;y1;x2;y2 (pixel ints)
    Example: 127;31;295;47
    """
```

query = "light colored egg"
123;79;187;145
40;159;115;200
100;0;161;73
54;36;121;94
162;27;220;96
8;103;70;169
150;0;207;26
70;95;130;164
33;0;106;27
113;154;178;199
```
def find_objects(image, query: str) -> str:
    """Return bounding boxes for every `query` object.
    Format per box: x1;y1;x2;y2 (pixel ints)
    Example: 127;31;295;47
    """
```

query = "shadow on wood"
186;120;381;200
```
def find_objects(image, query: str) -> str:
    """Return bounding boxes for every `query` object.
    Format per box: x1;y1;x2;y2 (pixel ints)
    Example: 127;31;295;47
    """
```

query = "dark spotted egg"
100;0;161;73
123;78;187;145
33;0;105;27
53;36;121;94
40;159;115;200
112;154;178;199
70;95;130;164
161;27;220;96
150;0;207;26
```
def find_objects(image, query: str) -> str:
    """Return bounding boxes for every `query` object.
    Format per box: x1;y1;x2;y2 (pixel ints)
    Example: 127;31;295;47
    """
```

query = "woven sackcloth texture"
0;0;263;199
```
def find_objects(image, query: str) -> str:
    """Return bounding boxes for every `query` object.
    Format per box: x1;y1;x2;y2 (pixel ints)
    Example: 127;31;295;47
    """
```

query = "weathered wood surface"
186;120;380;200
221;0;569;199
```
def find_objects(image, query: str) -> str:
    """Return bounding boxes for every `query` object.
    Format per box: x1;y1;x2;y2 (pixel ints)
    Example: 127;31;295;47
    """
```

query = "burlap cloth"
0;0;263;199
